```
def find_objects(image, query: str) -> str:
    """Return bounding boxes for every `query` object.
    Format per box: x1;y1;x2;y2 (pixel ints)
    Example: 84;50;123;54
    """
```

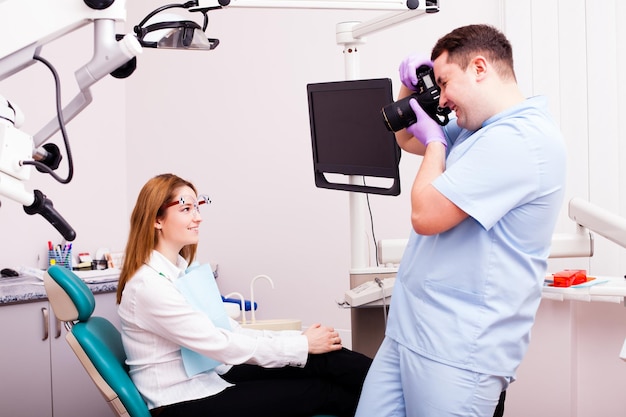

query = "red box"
552;269;587;287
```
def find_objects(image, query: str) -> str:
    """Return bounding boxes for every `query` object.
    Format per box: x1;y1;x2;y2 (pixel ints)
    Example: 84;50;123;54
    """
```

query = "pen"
66;244;72;265
55;245;62;263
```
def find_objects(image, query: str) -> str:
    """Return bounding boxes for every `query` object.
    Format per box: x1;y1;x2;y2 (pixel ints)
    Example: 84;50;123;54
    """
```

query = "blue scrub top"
386;96;567;377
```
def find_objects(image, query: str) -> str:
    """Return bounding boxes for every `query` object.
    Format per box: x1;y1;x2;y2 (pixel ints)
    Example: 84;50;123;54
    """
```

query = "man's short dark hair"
431;24;516;81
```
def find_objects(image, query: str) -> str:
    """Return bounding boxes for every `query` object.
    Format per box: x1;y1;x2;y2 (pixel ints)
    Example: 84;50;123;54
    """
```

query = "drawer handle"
41;307;49;341
55;316;62;339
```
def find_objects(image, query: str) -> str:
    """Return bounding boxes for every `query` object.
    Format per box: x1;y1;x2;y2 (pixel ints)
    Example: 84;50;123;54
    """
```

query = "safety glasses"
162;194;211;216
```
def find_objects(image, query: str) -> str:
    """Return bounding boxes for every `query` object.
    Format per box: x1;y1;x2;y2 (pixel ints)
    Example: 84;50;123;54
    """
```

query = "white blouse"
118;251;308;409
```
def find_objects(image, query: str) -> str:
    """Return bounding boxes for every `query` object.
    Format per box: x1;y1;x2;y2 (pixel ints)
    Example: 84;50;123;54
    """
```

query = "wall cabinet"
0;291;121;417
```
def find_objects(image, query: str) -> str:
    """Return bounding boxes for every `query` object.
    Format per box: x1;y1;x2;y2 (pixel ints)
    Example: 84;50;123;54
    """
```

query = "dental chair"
44;265;337;417
45;265;150;417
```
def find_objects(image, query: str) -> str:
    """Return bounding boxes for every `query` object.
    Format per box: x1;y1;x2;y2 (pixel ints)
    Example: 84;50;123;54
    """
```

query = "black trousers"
153;348;372;417
493;390;506;417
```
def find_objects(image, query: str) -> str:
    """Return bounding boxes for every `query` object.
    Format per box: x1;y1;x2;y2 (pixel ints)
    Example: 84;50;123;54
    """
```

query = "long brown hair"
116;173;198;303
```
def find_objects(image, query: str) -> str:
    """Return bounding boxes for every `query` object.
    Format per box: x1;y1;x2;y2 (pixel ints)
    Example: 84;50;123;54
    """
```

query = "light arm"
33;20;142;146
0;0;137;240
212;0;421;10
568;197;626;250
0;0;128;82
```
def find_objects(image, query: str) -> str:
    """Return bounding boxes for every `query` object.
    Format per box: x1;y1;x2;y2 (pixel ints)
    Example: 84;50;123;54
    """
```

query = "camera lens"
381;95;418;132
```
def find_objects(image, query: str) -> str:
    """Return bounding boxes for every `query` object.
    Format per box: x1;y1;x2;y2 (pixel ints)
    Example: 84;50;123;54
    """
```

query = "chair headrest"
44;265;95;322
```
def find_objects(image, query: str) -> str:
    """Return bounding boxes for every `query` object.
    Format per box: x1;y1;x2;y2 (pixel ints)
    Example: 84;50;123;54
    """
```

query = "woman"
117;173;371;417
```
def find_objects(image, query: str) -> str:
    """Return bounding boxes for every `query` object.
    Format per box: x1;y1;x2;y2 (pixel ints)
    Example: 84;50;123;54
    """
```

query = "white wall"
2;0;626;415
504;0;626;415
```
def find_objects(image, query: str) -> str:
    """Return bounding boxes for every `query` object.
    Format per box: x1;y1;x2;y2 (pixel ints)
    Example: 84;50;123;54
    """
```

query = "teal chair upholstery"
44;265;337;417
45;265;150;417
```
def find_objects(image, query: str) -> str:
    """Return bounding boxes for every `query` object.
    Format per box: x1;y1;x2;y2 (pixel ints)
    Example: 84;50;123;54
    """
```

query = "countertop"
542;275;626;303
0;272;118;306
4;269;625;307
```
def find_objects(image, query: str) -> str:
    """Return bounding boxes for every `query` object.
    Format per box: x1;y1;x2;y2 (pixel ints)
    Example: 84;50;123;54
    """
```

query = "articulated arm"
0;0;230;240
0;0;130;81
0;0;139;240
0;0;417;240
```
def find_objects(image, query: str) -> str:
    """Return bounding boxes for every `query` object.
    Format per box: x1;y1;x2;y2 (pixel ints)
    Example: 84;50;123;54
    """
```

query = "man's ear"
471;55;488;80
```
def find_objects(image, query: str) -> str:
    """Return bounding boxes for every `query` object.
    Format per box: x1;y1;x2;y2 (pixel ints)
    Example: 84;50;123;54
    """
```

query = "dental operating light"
133;1;230;50
0;0;427;240
0;0;233;240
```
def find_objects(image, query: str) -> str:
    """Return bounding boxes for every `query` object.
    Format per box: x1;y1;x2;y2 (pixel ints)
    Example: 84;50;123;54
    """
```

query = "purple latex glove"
399;53;434;90
406;98;447;148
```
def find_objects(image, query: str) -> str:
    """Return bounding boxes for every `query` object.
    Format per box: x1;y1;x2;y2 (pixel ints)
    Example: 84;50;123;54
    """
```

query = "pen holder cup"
49;249;72;270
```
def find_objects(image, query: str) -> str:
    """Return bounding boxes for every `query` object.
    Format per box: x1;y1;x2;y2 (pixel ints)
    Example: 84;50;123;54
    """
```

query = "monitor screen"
306;78;400;196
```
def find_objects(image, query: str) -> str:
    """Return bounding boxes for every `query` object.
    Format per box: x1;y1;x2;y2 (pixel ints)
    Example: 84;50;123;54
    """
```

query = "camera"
381;65;451;132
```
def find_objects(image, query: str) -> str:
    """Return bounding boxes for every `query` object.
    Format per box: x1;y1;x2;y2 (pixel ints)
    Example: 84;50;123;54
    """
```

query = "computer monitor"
306;78;401;196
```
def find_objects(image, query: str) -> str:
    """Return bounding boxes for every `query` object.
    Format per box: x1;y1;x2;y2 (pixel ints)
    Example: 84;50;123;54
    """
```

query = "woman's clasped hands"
303;323;343;354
